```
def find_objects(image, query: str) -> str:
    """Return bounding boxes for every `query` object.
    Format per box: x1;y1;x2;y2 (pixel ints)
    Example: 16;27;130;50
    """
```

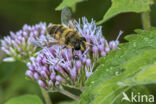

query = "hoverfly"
47;6;87;53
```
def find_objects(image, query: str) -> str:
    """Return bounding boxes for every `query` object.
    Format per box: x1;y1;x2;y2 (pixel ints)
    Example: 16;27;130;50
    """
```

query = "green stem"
0;50;5;63
57;88;80;101
41;87;52;104
141;12;151;30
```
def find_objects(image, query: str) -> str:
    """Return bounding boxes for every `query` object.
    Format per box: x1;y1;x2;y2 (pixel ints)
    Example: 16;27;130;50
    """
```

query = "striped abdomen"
47;24;82;48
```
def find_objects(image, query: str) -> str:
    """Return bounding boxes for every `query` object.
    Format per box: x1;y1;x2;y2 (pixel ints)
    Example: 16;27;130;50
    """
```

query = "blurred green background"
0;0;156;104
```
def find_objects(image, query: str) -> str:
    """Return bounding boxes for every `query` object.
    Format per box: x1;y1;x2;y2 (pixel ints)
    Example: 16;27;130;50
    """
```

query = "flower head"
26;17;121;90
75;17;121;59
1;22;48;61
26;46;94;90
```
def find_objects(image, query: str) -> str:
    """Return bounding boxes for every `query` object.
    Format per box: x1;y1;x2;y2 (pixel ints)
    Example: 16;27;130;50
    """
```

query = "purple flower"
85;63;94;78
0;22;49;61
0;16;121;90
0;12;120;92
25;70;34;79
25;17;121;89
76;60;82;71
26;46;90;89
75;17;122;60
38;80;46;88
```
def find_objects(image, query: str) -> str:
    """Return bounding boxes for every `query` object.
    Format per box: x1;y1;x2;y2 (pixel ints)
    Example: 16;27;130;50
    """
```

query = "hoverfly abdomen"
48;25;65;40
55;25;65;39
64;31;72;45
49;25;57;35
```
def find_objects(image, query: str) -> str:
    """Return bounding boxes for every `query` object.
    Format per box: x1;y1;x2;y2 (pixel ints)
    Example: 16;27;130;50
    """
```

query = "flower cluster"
1;16;121;90
25;17;121;90
0;22;47;61
26;46;94;90
75;17;121;58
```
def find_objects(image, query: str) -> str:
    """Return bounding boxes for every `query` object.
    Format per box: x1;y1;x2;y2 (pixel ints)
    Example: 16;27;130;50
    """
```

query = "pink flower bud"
70;68;76;83
66;61;72;68
1;47;10;54
42;66;49;74
50;73;55;81
10;31;16;38
76;60;82;71
67;50;73;60
98;44;104;52
23;31;28;38
49;47;56;56
42;59;47;65
23;24;28;31
36;56;42;65
56;75;66;83
100;38;105;44
105;47;110;53
86;72;92;78
55;81;59;86
33;31;38;37
38;80;46;88
25;70;33;78
101;51;107;56
92;46;98;54
82;58;86;63
34;72;40;80
40;71;48;79
109;41;118;50
48;80;53;87
49;65;54;73
86;59;91;68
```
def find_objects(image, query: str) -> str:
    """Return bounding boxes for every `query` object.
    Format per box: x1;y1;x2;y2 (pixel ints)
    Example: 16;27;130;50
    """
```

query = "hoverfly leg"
72;48;74;53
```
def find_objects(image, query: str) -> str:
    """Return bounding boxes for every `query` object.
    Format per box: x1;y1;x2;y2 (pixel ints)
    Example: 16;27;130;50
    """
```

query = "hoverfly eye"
74;43;80;50
81;37;86;41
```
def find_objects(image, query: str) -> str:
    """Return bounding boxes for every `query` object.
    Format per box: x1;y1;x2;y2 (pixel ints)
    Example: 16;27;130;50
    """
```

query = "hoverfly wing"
61;6;77;31
61;6;72;26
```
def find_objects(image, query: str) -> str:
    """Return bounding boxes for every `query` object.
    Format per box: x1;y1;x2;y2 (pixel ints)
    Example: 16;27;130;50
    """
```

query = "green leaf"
114;86;152;104
96;0;154;24
135;63;156;83
0;62;16;84
0;61;41;104
80;28;156;104
121;50;156;86
58;101;79;104
5;94;43;104
55;0;86;12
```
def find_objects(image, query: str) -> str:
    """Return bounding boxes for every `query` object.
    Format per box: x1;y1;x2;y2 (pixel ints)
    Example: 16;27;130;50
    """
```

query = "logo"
121;92;155;103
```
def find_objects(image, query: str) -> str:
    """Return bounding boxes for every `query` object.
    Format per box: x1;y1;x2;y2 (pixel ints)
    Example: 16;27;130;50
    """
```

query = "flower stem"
57;88;80;101
141;12;151;30
41;87;52;104
0;50;5;63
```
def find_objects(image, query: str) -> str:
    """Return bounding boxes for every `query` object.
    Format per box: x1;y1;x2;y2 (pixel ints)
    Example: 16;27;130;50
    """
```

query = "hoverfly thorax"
73;37;87;51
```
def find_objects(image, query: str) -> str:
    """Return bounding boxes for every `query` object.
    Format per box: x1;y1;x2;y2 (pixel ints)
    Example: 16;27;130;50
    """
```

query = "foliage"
0;0;156;104
58;101;79;104
80;28;156;104
0;62;15;84
0;61;41;104
55;0;86;12
5;94;43;104
96;0;154;24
